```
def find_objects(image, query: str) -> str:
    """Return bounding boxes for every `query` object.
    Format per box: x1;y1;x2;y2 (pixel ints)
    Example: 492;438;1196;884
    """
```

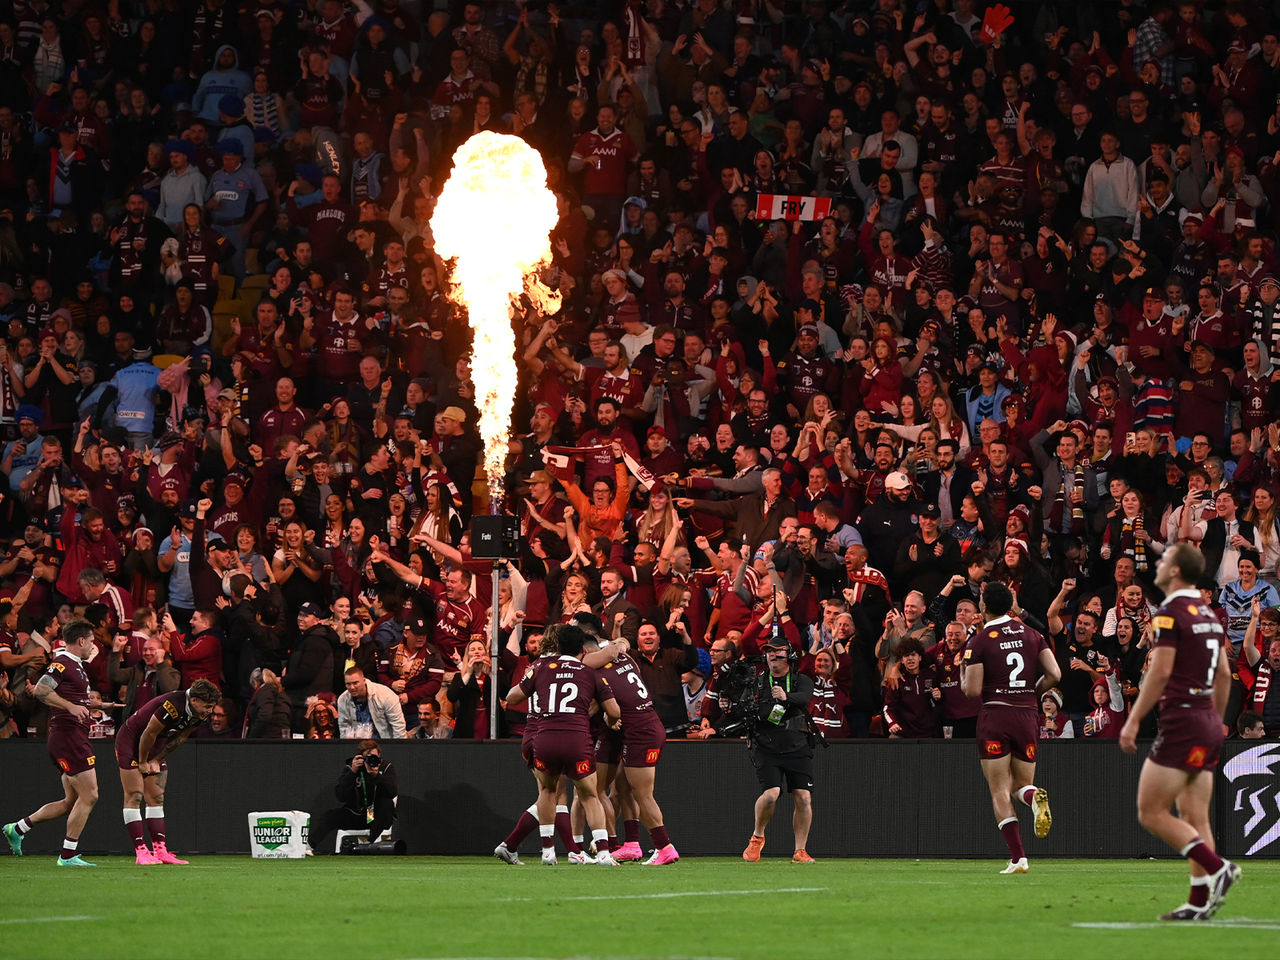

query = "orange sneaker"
792;849;815;863
742;835;765;862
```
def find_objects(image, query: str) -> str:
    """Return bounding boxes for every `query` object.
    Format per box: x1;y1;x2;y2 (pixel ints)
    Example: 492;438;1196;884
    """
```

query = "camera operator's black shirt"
336;758;398;814
751;667;814;755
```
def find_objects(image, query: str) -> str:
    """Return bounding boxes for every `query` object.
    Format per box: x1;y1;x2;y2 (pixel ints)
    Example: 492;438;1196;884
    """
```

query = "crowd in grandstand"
0;0;1277;745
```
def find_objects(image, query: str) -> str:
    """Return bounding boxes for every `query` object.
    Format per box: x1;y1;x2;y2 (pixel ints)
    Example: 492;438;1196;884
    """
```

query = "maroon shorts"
621;712;667;768
114;739;167;773
976;705;1039;762
1149;704;1224;773
521;724;538;769
594;727;623;767
47;724;95;776
533;726;595;780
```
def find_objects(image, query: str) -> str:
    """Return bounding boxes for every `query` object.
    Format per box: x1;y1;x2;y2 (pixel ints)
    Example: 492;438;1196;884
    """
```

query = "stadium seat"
153;353;185;370
245;247;261;275
217;275;236;302
241;273;270;294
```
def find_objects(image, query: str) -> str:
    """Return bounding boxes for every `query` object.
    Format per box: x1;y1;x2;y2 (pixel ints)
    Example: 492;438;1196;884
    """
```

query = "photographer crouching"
742;634;816;863
307;739;398;855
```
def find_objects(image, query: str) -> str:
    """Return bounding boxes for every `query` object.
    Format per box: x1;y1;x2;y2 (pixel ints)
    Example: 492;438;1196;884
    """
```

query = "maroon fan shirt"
417;578;487;661
518;655;614;735
1151;590;1229;710
963;615;1049;708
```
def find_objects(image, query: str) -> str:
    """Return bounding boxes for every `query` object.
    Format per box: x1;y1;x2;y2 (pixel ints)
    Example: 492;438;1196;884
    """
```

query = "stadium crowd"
0;0;1278;747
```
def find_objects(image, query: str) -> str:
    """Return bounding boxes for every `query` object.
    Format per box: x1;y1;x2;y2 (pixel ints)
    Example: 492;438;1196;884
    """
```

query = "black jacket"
1201;516;1257;585
245;682;293;739
335;758;398;816
283;624;337;724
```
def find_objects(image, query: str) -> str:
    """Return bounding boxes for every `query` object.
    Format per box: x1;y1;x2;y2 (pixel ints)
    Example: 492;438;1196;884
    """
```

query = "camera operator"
742;634;816;863
307;739;398;855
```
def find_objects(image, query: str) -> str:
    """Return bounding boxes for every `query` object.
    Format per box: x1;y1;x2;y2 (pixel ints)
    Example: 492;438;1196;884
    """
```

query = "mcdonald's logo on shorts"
534;759;546;770
56;758;69;772
576;760;591;775
646;748;661;763
1186;746;1207;768
985;740;1003;755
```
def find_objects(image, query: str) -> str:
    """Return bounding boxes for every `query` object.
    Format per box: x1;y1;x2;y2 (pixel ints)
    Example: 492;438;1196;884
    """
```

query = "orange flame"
432;132;561;508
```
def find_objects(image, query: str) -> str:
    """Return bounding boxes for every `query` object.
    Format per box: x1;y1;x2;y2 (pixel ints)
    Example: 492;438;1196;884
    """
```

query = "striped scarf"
247;94;282;137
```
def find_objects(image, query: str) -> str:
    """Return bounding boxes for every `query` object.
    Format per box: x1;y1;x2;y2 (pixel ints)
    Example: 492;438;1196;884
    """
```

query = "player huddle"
497;613;677;866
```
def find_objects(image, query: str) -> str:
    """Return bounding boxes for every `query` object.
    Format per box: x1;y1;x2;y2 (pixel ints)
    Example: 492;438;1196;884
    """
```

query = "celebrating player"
3;620;102;866
1119;543;1241;920
495;624;626;865
961;583;1060;874
588;633;678;865
505;623;621;865
115;678;221;865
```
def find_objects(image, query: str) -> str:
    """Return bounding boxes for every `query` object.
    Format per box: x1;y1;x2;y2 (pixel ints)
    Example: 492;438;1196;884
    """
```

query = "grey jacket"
337;679;407;740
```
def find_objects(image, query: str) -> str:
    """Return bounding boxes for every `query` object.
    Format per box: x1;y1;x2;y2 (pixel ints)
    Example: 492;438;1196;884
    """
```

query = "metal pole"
489;560;501;741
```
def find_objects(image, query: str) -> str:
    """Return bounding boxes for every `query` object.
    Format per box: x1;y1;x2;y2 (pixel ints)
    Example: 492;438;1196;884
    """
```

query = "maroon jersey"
416;578;487;661
315;312;367;382
571;128;638;197
963;615;1048;708
255;405;308;448
596;652;653;720
518;655;614;734
116;690;205;766
42;652;91;730
1151;590;1228;710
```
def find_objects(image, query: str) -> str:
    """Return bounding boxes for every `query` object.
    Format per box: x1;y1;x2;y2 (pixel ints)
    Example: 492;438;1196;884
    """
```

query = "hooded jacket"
193;44;251;124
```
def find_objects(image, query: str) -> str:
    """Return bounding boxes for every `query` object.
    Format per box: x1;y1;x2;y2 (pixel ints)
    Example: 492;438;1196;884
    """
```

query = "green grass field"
1;856;1276;959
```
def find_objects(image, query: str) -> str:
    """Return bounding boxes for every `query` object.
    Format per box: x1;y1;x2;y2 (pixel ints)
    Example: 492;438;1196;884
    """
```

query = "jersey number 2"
1006;652;1026;688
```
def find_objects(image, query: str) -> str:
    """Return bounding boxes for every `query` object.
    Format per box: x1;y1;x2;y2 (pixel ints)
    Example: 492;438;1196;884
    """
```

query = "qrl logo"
1024;744;1037;761
1186;746;1208;768
1224;744;1280;855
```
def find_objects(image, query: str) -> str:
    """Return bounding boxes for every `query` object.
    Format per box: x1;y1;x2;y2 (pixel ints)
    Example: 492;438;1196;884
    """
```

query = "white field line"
498;886;827;903
0;916;100;925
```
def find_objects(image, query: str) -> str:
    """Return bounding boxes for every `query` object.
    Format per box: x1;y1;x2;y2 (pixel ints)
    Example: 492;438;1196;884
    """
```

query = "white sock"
146;805;165;820
538;825;554;838
573;834;584;844
123;809;142;824
525;803;538;816
1016;786;1037;806
591;829;608;846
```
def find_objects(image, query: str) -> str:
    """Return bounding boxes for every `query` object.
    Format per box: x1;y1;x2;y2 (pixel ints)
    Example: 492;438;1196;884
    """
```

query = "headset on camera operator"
307;738;398;855
733;626;818;863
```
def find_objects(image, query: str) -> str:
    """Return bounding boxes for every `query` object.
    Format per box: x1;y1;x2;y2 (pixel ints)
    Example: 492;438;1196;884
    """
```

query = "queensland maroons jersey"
964;615;1049;708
